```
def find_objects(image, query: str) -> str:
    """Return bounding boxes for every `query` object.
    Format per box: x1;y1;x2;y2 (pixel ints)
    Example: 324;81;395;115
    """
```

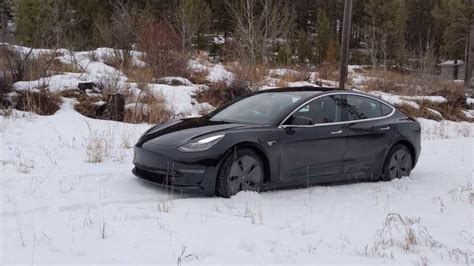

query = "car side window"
285;95;343;126
344;95;392;121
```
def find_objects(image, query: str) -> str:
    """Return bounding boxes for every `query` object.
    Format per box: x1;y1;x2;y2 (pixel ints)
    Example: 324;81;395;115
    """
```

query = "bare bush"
15;88;62;115
228;63;267;87
194;80;252;107
417;98;471;122
395;103;444;121
124;85;174;124
361;69;465;96
85;128;111;163
226;0;293;66
187;67;210;85
138;20;190;79
123;66;154;83
1;45;60;82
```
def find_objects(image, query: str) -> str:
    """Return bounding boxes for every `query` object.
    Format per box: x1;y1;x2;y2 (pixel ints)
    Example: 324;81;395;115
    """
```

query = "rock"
78;82;99;92
154;77;194;86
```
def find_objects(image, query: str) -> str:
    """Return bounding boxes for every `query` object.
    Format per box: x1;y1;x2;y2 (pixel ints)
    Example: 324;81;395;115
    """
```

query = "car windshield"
208;92;306;125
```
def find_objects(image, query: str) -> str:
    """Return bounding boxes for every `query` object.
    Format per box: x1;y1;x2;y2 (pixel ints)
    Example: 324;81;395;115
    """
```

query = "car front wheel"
216;149;264;198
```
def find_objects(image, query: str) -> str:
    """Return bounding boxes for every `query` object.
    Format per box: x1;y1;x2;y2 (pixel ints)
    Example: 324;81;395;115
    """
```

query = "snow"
6;44;208;117
156;77;194;86
1;101;473;264
188;60;235;84
439;60;464;66
1;44;473;264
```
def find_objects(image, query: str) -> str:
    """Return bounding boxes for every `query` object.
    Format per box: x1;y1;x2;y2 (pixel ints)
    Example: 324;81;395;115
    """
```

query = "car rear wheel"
216;149;264;198
381;144;413;181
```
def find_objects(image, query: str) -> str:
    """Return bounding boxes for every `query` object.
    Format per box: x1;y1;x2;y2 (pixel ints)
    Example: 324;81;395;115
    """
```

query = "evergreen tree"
1;0;12;41
432;0;472;59
315;10;332;64
13;0;51;46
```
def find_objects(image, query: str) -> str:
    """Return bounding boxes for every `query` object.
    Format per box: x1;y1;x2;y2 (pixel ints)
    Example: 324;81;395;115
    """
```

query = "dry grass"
275;70;312;87
395;103;443;121
228;63;267;87
417;98;470;122
187;68;210;85
15;89;63;115
396;94;472;122
124;85;174;124
102;51;133;71
318;61;339;81
123;66;154;83
73;93;105;119
361;69;465;96
48;58;82;73
194;80;252;107
85;128;111;163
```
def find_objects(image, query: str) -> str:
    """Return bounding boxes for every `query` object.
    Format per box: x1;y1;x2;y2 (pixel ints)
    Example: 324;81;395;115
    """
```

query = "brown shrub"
1;46;64;82
49;58;82;73
138;20;190;79
103;50;134;71
15;89;63;115
396;94;472;122
194;80;252;107
395;103;443;121
276;70;312;87
73;93;105;119
417;97;470;122
361;69;465;96
318;61;339;81
187;68;210;85
124;90;174;124
123;66;154;83
228;63;267;87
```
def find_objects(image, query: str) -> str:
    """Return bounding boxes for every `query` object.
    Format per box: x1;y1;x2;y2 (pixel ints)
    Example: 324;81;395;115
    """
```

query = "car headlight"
178;135;225;152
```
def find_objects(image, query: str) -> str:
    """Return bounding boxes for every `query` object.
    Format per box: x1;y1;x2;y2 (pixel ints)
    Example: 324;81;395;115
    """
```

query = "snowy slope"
1;101;473;265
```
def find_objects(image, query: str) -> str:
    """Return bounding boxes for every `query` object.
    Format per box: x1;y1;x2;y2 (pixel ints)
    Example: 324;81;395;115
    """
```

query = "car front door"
278;95;347;185
341;94;396;181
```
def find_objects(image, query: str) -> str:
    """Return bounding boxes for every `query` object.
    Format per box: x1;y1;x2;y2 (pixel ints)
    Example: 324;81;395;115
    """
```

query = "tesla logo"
267;141;278;147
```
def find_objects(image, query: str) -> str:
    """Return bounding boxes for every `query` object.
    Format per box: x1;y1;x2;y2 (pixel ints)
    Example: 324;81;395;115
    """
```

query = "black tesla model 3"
133;87;421;197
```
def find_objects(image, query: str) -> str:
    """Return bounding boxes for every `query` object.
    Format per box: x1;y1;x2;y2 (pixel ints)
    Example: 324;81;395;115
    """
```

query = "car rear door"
278;95;347;185
341;94;396;181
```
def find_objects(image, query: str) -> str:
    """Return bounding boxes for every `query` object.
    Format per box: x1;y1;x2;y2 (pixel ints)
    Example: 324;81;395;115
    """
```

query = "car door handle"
379;127;391;131
331;130;343;135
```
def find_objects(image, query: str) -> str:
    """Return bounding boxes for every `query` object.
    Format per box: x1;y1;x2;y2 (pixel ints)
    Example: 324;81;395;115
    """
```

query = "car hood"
137;118;253;148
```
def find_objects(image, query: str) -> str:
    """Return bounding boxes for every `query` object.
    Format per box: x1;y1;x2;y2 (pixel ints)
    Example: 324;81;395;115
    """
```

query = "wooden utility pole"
339;0;353;89
465;1;474;89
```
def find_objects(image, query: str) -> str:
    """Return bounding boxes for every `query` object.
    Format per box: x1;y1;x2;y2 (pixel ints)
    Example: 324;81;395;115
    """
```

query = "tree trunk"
106;93;125;121
465;5;474;88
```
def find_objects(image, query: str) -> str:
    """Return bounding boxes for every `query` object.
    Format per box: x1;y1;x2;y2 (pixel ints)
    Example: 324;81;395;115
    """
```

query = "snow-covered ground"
1;100;473;265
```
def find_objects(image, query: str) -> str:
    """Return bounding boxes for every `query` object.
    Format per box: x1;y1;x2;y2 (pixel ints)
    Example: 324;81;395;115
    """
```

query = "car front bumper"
132;146;220;196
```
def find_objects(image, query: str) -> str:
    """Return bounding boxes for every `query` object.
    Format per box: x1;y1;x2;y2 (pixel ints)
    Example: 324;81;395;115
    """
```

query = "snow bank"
1;104;472;264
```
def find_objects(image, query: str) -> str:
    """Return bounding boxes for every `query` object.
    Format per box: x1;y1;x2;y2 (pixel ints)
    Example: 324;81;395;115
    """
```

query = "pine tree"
1;0;12;41
315;10;332;64
13;0;51;46
432;0;472;59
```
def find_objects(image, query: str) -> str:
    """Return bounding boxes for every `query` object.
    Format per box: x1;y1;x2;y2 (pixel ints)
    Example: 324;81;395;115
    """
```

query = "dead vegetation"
360;213;470;264
194;79;252;107
360;69;466;96
395;103;443;121
14;89;63;115
124;85;174;124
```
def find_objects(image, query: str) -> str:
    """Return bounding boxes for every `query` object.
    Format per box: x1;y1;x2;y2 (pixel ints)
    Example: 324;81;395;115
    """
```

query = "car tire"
381;144;413;181
216;149;264;198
